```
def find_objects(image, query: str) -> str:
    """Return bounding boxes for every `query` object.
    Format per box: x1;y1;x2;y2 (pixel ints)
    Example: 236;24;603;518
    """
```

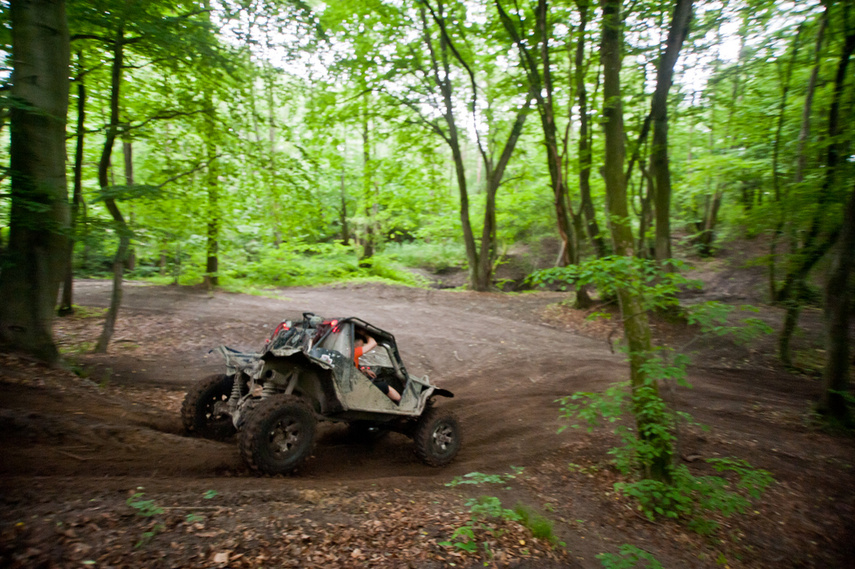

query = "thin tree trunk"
338;132;350;246
420;4;480;289
476;99;533;291
574;0;606;258
775;21;854;308
122;139;136;271
203;92;219;289
59;51;87;317
495;0;576;269
0;0;70;363
361;92;375;262
650;0;693;264
771;24;803;203
95;27;129;354
200;3;218;288
265;68;282;248
538;0;576;268
769;15;821;299
818;182;855;426
795;11;827;186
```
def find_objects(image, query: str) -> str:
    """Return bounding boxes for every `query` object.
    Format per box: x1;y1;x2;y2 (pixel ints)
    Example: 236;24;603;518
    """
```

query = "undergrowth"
441;468;564;559
531;256;776;542
96;240;463;290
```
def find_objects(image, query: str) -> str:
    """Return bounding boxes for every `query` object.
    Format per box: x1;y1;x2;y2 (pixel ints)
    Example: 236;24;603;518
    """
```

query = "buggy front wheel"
239;395;316;475
413;407;461;467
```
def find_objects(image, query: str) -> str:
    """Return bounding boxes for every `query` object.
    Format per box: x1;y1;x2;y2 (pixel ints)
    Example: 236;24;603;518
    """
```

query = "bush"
381;241;466;272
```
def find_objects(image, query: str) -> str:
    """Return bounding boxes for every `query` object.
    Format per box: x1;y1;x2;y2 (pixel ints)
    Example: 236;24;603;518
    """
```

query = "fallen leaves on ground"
1;487;571;569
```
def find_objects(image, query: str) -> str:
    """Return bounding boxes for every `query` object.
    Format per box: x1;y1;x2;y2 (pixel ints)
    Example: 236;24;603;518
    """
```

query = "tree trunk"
768;15;822;300
339;137;350;246
818;182;855;426
419;4;480;289
650;0;693;264
695;186;723;256
774;20;854;313
201;3;218;290
476;98;533;291
495;0;576;270
59;51;86;317
0;0;70;363
538;0;576;269
574;0;607;258
122;139;136;271
361;93;375;262
778;288;804;369
95;27;129;354
795;11;827;186
639;164;654;257
422;1;532;291
203;93;219;289
600;0;671;482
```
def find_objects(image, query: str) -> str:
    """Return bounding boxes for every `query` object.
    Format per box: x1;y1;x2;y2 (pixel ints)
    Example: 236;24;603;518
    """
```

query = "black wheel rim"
267;416;305;460
204;394;230;425
431;421;456;456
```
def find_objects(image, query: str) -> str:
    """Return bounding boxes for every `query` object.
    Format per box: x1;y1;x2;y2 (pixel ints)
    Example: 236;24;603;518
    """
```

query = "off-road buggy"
181;313;461;475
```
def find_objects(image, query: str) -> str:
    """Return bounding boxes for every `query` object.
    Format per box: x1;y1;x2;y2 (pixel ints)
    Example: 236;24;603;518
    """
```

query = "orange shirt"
353;346;364;366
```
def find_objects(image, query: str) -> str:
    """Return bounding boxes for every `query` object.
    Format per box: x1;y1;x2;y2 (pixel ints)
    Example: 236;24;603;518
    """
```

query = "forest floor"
1;248;854;569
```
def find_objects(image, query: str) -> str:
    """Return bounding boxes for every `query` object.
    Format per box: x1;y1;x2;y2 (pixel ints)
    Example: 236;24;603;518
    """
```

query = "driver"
355;331;401;403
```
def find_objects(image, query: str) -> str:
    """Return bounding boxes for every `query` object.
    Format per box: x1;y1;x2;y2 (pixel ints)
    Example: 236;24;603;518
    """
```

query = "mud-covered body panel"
217;314;451;426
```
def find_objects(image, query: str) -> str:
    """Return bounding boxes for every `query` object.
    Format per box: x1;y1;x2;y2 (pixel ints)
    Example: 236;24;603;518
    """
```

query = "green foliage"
218;242;425;288
440;525;479;553
382;241;466;273
126;487;165;548
512;503;562;546
1;0;846;302
466;496;521;523
684;302;774;346
93;184;164;203
126;488;164;518
440;495;564;556
528;256;702;312
597;544;663;569
550;257;775;532
558;351;774;531
615;460;773;530
125;488;221;548
557;384;630;434
439;496;518;554
558;366;774;531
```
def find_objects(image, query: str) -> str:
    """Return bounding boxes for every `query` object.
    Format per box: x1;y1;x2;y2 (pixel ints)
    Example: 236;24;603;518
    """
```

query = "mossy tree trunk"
600;0;671;482
0;0;70;363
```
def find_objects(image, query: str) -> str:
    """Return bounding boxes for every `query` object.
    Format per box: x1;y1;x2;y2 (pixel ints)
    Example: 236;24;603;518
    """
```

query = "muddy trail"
1;280;853;568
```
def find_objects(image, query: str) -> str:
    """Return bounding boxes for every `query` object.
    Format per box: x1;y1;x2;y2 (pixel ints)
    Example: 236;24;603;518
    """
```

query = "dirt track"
65;280;626;480
1;280;854;568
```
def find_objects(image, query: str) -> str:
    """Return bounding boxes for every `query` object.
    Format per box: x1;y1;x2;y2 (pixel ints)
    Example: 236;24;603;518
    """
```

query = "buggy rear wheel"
413;406;461;467
239;395;316;475
181;374;236;440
